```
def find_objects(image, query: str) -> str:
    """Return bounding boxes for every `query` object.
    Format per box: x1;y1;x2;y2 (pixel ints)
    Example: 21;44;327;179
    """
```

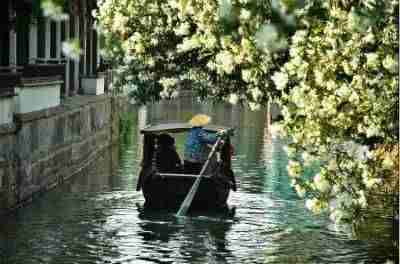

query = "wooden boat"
136;122;237;211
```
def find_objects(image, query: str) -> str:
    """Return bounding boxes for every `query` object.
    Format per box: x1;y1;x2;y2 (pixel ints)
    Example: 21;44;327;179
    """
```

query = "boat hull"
142;174;230;211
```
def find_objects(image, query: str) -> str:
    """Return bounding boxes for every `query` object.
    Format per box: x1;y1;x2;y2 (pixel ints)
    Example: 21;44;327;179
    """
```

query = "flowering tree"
43;0;398;225
96;0;398;225
94;0;295;107
275;0;398;224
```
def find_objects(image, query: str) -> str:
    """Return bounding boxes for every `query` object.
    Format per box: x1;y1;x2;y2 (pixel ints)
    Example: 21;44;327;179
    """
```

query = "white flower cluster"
95;0;279;107
159;77;179;99
271;71;289;91
280;0;398;225
62;39;82;61
215;50;235;74
41;0;69;21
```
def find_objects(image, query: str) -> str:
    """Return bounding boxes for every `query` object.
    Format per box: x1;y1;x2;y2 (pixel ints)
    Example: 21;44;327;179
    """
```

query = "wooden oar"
176;137;223;216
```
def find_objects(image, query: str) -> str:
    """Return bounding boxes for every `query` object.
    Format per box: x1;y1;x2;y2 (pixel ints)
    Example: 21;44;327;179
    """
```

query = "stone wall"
0;95;126;214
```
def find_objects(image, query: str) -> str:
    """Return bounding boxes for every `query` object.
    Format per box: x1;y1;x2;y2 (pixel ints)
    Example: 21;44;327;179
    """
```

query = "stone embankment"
0;95;126;214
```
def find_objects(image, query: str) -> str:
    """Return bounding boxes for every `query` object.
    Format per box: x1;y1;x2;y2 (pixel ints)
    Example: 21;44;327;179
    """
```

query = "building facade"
0;0;122;214
0;0;103;105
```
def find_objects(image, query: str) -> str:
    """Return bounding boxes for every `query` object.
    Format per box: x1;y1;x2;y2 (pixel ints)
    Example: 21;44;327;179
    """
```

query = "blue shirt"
184;127;217;163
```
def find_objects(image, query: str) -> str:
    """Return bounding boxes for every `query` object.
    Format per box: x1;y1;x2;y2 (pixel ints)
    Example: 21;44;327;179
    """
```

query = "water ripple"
0;104;395;264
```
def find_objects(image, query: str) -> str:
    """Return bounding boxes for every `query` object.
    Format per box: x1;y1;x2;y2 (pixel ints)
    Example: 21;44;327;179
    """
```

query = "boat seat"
156;173;212;179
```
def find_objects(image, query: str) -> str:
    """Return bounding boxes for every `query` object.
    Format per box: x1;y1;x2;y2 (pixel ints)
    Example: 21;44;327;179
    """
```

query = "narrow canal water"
0;99;396;264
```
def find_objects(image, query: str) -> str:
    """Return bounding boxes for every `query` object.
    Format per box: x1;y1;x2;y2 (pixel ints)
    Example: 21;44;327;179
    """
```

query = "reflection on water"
0;97;396;264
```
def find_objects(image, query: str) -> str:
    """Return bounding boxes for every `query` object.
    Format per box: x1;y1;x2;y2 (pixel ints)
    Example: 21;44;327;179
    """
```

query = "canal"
0;99;395;263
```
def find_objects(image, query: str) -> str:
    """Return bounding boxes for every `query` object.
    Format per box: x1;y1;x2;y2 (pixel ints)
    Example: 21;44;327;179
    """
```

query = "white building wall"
45;19;51;59
9;28;17;69
0;97;14;125
81;77;104;95
29;19;38;63
15;82;61;114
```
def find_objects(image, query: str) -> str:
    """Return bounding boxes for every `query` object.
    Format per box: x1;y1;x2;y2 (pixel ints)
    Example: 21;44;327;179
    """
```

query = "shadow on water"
136;203;237;264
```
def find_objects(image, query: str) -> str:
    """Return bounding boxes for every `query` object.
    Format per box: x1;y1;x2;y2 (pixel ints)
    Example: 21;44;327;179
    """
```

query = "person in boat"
183;114;219;174
156;133;182;173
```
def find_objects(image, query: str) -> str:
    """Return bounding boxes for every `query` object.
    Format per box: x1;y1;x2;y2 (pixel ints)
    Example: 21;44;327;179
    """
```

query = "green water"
0;99;396;263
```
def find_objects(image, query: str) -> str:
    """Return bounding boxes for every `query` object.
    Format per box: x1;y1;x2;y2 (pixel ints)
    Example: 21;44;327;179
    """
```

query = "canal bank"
0;95;128;215
0;100;395;263
0;0;124;215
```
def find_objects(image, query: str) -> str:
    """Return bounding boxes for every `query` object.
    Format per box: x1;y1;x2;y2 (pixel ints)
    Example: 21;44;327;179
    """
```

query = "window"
37;18;45;59
50;21;57;58
0;2;9;66
16;15;30;65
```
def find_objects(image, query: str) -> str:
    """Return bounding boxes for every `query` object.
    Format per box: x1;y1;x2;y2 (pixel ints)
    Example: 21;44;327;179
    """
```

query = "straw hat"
189;114;211;127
